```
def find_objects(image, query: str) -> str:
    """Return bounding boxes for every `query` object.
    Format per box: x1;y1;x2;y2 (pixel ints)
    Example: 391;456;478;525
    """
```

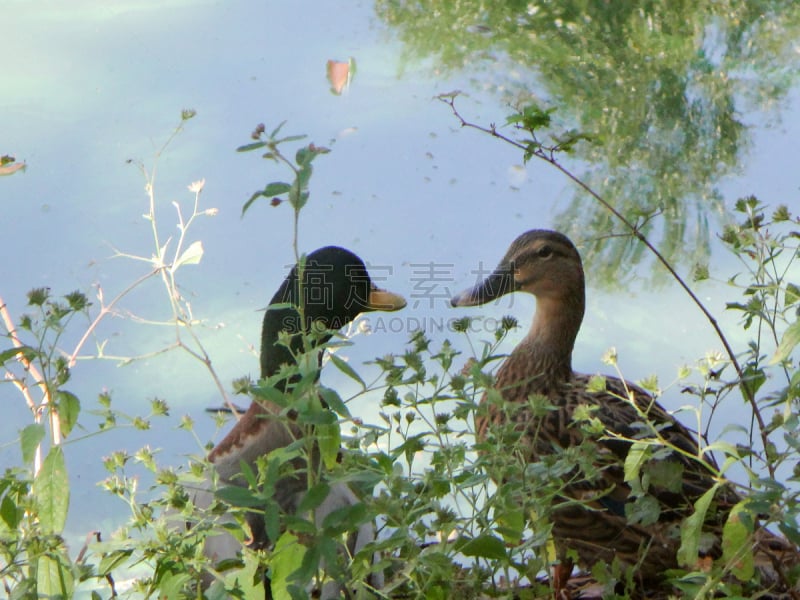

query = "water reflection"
375;1;800;282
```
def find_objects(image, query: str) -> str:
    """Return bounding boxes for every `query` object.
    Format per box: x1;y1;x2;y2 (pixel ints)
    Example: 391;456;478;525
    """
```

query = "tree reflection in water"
376;1;800;284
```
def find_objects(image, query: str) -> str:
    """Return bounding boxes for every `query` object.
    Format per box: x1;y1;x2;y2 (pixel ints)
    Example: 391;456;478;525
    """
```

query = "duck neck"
260;306;331;386
522;293;584;383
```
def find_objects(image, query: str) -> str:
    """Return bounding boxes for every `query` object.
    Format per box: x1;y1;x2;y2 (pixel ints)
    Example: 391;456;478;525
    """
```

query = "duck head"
450;230;584;308
261;246;406;379
450;230;586;358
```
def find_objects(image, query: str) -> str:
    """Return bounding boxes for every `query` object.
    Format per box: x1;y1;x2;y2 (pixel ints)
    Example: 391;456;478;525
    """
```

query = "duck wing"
575;373;737;514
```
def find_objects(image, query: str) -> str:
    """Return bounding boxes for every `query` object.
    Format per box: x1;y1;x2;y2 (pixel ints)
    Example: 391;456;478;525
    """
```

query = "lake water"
3;1;800;592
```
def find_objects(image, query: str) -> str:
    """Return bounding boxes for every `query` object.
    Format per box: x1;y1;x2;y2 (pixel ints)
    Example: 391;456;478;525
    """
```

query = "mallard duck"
451;229;798;595
199;246;405;595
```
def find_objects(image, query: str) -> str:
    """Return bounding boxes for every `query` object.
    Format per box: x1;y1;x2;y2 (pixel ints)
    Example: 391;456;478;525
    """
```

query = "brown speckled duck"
451;229;798;596
200;246;404;595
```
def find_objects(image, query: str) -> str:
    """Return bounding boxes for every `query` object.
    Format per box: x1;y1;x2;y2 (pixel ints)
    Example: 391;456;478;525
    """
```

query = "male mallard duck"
209;246;405;485
200;246;405;594
451;230;798;595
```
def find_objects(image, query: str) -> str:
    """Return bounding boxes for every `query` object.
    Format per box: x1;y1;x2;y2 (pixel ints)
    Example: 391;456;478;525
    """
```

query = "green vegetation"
2;84;800;600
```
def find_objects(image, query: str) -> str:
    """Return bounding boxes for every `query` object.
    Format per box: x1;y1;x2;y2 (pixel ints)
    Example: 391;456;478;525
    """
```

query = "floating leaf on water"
326;57;355;94
0;161;26;176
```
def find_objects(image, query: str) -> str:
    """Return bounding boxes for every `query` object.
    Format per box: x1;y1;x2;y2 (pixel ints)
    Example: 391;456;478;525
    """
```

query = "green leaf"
237;457;259;490
317;422;341;470
722;501;755;581
291;537;323;587
158;571;192;600
57;390;81;438
295;145;327;168
586;375;607;393
785;283;800;307
395;434;427;465
458;534;507;560
677;483;719;568
703;440;741;463
296;164;313;189
625;494;660;526
173;240;204;270
495;508;524;545
97;549;134;576
37;553;74;597
646;460;684;494
222;550;264;598
20;424;45;464
241;180;295;216
505;104;554;130
241;190;265;217
552;129;593;152
264;498;280;543
321;501;368;533
1;493;21;530
288;174;311;211
270;532;306;599
0;345;36;366
251;383;290;407
235;141;268;152
215;485;264;508
318;386;351;418
275;134;308;144
296;482;330;514
623;442;650;486
33;446;69;533
770;319;800;364
269;120;287;139
262;181;292;197
287;182;305;211
328;353;366;389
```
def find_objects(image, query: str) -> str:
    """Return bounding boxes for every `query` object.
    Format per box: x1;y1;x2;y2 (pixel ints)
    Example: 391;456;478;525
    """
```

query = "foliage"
0;110;231;598
237;122;329;219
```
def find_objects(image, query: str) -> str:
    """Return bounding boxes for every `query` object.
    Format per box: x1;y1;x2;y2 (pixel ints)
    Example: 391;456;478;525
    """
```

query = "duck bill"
366;288;407;312
450;266;515;307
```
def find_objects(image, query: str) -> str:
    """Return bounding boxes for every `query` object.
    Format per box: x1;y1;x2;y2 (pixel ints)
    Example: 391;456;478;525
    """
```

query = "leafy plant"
2;101;799;600
0;110;234;598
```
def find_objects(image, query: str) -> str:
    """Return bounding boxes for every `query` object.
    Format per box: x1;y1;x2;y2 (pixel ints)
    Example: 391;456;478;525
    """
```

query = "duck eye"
536;245;553;259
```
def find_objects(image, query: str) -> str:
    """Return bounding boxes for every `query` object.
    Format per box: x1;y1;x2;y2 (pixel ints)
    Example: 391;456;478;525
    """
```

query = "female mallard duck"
200;246;404;595
451;230;797;595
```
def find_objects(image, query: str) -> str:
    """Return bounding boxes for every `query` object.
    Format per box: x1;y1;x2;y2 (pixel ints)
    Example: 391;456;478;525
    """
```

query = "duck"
450;229;798;596
197;245;405;596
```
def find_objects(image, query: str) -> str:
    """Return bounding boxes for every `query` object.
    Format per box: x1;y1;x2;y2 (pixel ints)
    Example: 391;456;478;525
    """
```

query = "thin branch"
1;297;56;472
67;269;160;368
1;298;42;414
